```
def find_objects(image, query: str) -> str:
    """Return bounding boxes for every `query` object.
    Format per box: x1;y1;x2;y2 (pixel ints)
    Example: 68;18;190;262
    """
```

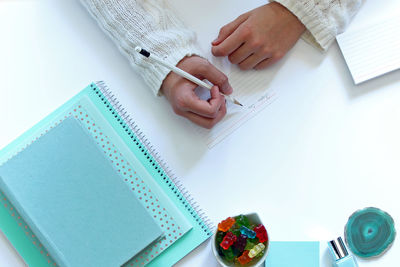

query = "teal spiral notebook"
0;117;164;267
0;82;214;267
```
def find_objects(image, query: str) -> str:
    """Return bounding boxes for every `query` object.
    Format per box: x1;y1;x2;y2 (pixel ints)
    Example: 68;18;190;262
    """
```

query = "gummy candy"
244;239;256;250
237;250;252;265
233;234;248;254
216;231;225;244
255;248;265;258
254;224;268;243
240;226;256;239
248;243;265;258
235;214;250;228
222;247;235;261
218;217;236;232
230;227;241;237
216;215;268;264
220;231;237;250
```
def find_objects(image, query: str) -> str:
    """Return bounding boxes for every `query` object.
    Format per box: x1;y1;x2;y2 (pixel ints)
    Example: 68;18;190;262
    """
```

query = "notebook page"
336;14;400;84
192;53;279;148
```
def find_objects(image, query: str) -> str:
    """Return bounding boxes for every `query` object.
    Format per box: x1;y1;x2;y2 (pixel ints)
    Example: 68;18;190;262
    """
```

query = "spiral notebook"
0;117;166;267
0;82;214;267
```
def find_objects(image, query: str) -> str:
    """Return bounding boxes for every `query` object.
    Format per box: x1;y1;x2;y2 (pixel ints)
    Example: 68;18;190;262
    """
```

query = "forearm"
80;0;202;95
270;0;364;50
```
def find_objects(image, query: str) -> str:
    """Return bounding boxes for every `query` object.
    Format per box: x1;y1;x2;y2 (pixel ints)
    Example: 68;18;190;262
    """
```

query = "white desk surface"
1;1;399;266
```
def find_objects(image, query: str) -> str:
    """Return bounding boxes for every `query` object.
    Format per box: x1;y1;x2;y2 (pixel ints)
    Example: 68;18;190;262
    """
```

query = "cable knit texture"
81;0;363;94
270;0;364;50
80;0;202;95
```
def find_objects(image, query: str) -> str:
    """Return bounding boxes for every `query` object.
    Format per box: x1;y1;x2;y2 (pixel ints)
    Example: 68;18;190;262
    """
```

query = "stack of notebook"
0;82;213;267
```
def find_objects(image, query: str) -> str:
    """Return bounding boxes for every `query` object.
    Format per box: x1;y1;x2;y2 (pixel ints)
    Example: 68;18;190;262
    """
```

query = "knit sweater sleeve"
270;0;364;50
80;0;202;95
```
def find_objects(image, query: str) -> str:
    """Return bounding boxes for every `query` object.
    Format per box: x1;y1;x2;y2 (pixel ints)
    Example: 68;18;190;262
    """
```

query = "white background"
1;0;400;266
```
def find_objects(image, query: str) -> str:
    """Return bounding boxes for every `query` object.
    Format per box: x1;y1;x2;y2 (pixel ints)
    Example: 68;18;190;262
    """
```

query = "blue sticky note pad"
0;117;163;267
266;241;320;267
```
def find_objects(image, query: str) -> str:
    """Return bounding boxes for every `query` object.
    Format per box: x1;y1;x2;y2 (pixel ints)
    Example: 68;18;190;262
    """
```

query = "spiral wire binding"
94;81;215;234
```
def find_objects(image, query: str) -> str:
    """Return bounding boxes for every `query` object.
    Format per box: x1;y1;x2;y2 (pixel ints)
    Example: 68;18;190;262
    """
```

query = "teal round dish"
345;207;396;258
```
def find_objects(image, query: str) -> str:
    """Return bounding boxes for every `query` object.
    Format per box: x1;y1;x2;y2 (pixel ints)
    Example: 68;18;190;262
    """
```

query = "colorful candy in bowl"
212;213;269;266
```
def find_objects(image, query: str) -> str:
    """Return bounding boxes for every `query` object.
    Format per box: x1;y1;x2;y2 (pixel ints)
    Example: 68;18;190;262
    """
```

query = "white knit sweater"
81;0;363;95
271;0;364;50
80;0;202;95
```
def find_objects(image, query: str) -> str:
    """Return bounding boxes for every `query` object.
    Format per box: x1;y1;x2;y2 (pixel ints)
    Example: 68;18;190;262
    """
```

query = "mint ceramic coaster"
345;207;396;258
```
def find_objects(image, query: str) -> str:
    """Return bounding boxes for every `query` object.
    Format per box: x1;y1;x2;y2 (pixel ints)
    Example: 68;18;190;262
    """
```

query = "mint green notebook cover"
0;117;164;267
0;82;213;266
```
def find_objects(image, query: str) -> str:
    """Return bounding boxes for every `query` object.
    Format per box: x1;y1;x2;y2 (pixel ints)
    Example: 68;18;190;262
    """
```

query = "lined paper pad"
193;54;277;148
266;241;320;267
337;14;400;84
0;117;163;267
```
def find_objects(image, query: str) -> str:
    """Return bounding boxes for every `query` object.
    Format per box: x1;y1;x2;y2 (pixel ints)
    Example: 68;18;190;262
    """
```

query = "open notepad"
192;52;279;148
337;14;400;84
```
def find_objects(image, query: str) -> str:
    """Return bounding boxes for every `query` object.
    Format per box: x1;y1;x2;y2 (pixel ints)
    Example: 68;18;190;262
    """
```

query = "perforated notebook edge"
94;81;215;234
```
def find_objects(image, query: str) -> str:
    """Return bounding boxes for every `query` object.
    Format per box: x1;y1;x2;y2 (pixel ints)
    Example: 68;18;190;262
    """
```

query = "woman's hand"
161;56;233;129
212;2;305;70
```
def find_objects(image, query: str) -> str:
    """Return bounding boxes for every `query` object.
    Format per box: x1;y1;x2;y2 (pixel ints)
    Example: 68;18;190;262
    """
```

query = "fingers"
212;14;249;46
196;63;233;95
238;52;272;70
184;99;227;129
210;3;300;71
183;86;224;118
254;56;279;70
165;56;232;128
172;86;227;129
211;27;245;57
227;43;253;65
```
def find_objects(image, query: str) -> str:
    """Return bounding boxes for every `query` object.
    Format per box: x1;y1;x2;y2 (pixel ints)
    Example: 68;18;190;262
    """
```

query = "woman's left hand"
211;2;306;70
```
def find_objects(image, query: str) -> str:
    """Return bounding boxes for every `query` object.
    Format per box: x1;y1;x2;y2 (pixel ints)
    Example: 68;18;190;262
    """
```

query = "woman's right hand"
161;56;233;129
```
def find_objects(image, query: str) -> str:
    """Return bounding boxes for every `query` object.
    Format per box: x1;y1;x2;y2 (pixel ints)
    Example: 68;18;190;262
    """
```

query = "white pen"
135;46;243;107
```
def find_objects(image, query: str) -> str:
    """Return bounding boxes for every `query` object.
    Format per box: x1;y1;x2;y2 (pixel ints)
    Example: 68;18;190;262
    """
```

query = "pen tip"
234;99;243;107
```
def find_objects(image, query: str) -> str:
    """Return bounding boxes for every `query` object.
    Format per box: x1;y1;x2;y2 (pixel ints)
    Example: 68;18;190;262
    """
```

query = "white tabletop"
1;1;399;266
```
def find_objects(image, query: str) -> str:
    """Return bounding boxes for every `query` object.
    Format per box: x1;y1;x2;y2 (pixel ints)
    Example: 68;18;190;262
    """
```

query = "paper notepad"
192;53;278;148
0;117;163;267
337;14;400;84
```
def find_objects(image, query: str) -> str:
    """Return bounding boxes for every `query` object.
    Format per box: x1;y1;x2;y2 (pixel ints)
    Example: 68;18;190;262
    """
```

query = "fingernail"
212;38;219;45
